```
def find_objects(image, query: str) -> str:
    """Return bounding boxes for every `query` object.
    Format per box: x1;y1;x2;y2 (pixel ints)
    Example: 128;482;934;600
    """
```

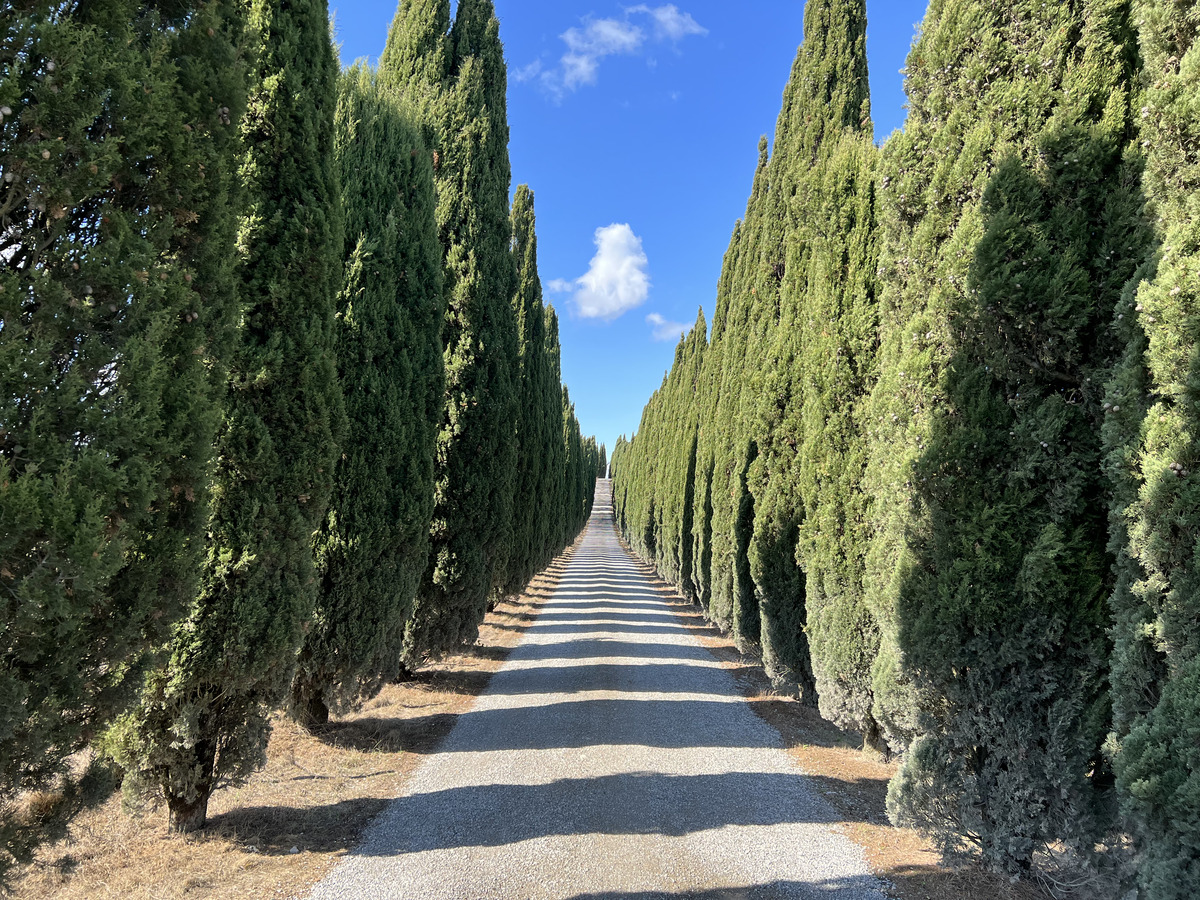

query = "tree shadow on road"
560;877;885;899
512;638;715;663
356;771;861;857
482;662;744;697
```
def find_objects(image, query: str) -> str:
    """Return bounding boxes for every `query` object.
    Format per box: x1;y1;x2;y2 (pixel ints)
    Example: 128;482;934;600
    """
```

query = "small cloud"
560;18;644;89
646;312;690;342
563;18;644;57
556;224;650;321
520;4;706;98
628;4;708;41
513;60;543;83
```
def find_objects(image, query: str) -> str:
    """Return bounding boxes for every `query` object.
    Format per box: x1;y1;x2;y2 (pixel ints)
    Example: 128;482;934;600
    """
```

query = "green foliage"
658;314;707;594
748;0;875;713
704;142;770;647
0;0;245;866
1116;656;1200;897
290;65;443;727
384;1;592;658
542;304;571;555
878;0;1149;873
617;0;1200;885
614;0;879;720
112;0;345;833
401;0;520;659
504;185;559;595
1104;2;1200;896
564;388;597;542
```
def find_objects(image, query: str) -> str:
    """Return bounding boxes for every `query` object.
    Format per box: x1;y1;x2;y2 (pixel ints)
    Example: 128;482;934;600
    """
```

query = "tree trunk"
167;792;211;834
392;659;416;684
165;738;216;834
291;679;330;731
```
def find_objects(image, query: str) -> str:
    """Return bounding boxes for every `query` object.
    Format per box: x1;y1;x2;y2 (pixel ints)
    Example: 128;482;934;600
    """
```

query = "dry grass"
619;551;1049;900
6;547;577;900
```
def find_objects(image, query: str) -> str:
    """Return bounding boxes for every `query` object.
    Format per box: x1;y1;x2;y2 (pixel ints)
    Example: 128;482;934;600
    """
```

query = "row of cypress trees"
612;0;1198;895
0;0;597;864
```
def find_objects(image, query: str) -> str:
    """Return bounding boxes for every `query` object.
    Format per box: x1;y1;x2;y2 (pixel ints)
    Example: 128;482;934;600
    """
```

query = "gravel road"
306;483;888;900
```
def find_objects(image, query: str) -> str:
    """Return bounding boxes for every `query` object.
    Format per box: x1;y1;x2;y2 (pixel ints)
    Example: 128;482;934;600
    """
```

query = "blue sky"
333;1;930;453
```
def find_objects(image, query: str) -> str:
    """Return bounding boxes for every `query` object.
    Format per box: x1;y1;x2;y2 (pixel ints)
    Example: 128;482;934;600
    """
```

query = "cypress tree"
379;0;451;107
1105;2;1200;895
705;15;852;654
402;0;520;660
112;0;344;833
875;0;1147;872
705;141;771;648
542;304;569;557
612;311;706;599
634;312;707;593
0;0;244;866
623;381;666;560
598;443;608;480
505;185;553;595
663;314;707;593
689;241;740;610
581;434;600;522
611;435;629;530
794;132;878;731
290;64;443;727
747;0;876;715
563;388;584;538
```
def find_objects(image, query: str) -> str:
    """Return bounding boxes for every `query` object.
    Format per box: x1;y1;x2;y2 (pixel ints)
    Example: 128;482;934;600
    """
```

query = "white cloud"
646;312;691;342
556;224;650;321
521;5;707;98
513;60;543;83
628;4;708;41
563;18;645;57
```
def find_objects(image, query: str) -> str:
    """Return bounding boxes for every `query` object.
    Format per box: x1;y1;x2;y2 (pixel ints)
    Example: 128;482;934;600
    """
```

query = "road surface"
306;482;888;900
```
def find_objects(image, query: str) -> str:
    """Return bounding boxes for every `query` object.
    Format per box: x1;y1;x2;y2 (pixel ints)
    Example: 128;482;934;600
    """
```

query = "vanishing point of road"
307;482;888;900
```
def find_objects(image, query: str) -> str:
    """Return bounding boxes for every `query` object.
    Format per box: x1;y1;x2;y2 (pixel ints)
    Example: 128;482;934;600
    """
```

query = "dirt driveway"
306;485;888;900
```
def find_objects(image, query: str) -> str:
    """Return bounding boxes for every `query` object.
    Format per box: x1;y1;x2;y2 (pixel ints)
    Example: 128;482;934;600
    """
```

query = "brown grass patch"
619;551;1048;900
6;546;577;900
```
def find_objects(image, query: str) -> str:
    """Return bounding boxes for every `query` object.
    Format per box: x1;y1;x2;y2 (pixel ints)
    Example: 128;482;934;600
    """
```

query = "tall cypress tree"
689;236;741;610
505;185;553;595
542;305;569;556
706;14;852;655
656;313;707;594
401;0;520;659
876;0;1147;872
112;0;344;833
581;434;600;523
379;0;451;103
598;443;608;480
747;0;876;715
290;65;443;727
705;144;768;644
1106;2;1200;895
611;435;629;530
562;387;583;539
0;0;244;866
793;132;878;732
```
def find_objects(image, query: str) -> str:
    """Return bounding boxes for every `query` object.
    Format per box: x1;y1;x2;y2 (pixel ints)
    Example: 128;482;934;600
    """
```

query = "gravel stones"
306;485;888;900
